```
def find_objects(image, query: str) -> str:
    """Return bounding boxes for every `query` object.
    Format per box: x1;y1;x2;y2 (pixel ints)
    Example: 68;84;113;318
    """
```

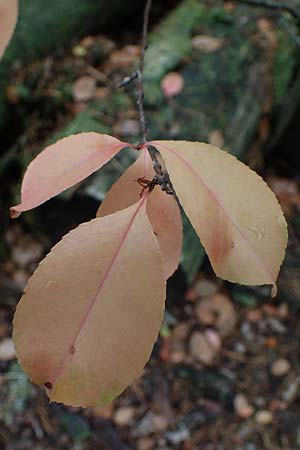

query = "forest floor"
1;2;300;449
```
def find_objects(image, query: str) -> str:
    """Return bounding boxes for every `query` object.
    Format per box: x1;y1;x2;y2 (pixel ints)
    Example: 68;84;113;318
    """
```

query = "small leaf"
161;72;184;98
152;140;287;288
11;133;129;217
97;149;183;279
191;35;224;53
13;199;166;407
0;0;18;60
72;76;97;102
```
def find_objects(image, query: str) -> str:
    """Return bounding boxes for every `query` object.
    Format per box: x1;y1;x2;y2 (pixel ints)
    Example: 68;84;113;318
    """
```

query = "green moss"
2;362;35;427
144;0;210;87
274;30;296;104
47;110;110;146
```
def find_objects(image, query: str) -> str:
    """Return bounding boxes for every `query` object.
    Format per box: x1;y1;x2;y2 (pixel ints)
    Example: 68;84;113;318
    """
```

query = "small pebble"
165;426;190;444
189;330;221;365
113;406;135;426
234;394;254;419
270;358;291;377
246;309;262;322
281;379;300;403
267;317;287;334
255;410;273;425
0;338;16;361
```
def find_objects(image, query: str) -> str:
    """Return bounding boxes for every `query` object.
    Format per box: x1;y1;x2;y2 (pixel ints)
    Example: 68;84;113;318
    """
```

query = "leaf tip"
10;207;21;219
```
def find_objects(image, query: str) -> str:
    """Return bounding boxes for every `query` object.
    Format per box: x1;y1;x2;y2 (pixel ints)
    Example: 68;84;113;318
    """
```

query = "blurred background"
1;0;300;448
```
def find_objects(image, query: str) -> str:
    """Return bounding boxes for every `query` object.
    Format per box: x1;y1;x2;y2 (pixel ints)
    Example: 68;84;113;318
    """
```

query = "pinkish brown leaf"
0;0;18;60
152;141;287;289
72;76;97;102
13;199;166;407
161;72;184;99
191;35;224;53
11;133;130;217
97;149;183;279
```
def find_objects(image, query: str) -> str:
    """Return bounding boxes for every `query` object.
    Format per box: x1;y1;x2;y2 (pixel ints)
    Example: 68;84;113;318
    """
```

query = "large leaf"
152;141;287;289
97;149;183;279
11;133;129;217
13;199;166;407
0;0;18;59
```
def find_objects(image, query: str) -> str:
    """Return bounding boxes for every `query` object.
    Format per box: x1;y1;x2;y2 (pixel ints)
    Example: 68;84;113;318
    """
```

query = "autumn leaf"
0;0;18;60
161;72;184;98
13;198;166;407
97;149;183;279
10;133;129;218
152;140;287;289
191;35;224;53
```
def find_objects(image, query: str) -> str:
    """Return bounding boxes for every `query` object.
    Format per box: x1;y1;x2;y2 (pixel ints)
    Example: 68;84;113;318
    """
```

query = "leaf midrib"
49;195;148;390
153;141;275;284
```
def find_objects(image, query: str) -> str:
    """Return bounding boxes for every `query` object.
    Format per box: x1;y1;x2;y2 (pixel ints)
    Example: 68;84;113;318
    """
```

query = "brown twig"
137;0;152;144
136;1;160;164
136;0;175;195
118;0;175;195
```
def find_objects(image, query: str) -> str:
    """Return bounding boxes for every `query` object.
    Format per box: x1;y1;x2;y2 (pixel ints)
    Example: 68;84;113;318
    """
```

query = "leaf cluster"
10;133;287;407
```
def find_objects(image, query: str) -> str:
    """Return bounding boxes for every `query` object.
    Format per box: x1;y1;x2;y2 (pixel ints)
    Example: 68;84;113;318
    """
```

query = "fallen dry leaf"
161;72;184;98
73;76;97;102
191;35;224;53
189;330;221;365
109;45;140;67
195;293;237;338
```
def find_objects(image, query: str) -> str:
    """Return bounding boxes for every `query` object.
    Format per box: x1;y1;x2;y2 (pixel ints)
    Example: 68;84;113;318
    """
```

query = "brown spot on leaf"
208;212;233;267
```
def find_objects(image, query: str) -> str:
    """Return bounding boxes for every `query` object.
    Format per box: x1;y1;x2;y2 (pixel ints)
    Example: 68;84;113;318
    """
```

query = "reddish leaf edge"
10;133;134;219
